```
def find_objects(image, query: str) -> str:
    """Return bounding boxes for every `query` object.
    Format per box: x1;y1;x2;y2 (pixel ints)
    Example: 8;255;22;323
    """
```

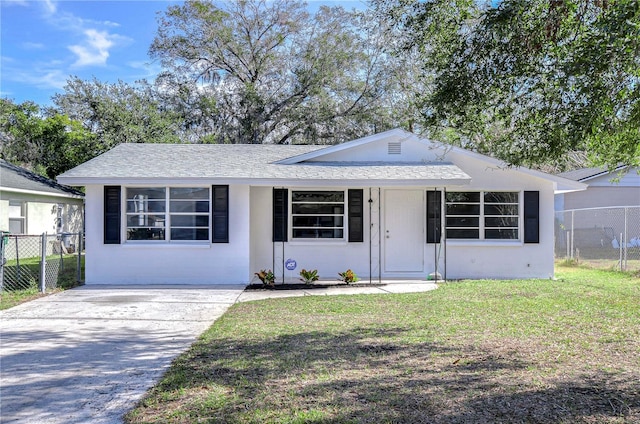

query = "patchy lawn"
126;264;640;423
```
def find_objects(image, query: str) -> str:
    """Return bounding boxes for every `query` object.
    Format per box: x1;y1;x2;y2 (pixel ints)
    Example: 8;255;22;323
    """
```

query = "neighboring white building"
57;129;586;285
1;160;84;236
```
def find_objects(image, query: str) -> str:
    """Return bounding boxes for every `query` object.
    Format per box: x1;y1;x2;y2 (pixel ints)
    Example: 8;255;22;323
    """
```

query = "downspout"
443;187;447;281
378;187;382;284
369;188;372;284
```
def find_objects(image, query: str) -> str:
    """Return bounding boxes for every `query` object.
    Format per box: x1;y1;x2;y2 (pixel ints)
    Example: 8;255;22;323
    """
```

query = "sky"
1;0;366;108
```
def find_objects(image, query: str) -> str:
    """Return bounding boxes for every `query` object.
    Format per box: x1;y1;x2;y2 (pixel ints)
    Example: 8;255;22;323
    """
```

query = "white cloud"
42;0;57;14
22;42;45;50
68;29;126;68
4;64;68;90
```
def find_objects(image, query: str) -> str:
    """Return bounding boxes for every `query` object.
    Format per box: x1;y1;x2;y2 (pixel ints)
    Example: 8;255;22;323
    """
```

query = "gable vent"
388;142;402;155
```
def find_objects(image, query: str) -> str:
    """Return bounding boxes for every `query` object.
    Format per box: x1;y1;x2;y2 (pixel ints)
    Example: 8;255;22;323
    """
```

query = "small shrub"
338;269;358;284
299;269;319;284
255;269;275;287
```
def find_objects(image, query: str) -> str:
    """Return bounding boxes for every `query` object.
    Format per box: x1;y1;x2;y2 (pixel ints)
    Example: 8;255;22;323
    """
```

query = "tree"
374;0;640;171
53;77;183;149
150;0;396;144
0;98;97;178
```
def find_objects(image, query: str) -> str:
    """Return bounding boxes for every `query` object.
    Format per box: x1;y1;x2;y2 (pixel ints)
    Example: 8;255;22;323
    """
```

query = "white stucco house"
57;129;586;285
1;159;84;236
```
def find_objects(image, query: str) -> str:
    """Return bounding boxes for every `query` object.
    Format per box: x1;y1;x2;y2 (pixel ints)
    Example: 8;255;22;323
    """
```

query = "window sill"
445;240;524;247
122;242;212;249
287;239;348;246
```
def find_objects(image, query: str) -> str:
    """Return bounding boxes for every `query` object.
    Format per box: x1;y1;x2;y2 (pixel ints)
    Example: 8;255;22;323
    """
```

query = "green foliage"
0;98;97;178
374;0;640;171
299;269;319;284
255;269;275;287
53;77;183;149
338;269;358;284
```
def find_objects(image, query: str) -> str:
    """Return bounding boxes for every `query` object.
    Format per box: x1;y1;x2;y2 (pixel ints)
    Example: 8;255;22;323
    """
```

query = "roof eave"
56;176;472;187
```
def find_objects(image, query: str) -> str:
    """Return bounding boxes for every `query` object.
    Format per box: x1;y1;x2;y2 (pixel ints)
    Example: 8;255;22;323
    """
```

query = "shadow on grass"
131;326;639;423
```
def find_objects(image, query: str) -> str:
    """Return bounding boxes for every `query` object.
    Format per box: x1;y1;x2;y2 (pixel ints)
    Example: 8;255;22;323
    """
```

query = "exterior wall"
0;191;83;235
430;152;556;280
84;184;251;285
563;187;640;210
250;186;377;283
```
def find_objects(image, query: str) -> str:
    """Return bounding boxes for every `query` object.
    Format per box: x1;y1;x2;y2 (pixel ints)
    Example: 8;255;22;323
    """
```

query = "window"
291;191;344;239
56;203;64;233
8;201;25;234
445;191;519;240
125;187;210;241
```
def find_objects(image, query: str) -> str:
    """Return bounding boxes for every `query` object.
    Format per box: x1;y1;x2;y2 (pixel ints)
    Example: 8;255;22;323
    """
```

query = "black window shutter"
212;185;229;243
426;190;442;243
348;189;364;242
524;191;539;243
104;186;121;244
273;188;288;242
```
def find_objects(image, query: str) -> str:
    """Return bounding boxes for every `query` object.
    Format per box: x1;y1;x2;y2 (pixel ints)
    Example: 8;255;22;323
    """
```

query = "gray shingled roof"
558;165;628;182
57;143;471;185
1;160;83;197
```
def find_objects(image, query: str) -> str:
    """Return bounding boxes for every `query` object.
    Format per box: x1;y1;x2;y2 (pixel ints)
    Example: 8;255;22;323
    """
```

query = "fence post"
39;232;47;293
76;231;83;283
624;207;628;271
59;234;64;272
570;210;575;259
15;236;21;285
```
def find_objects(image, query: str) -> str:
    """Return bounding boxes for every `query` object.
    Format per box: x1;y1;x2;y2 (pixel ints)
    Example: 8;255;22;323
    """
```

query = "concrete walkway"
0;281;437;424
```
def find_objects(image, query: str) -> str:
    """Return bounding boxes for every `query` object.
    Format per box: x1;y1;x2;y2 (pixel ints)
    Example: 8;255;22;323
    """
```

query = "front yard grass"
126;264;640;423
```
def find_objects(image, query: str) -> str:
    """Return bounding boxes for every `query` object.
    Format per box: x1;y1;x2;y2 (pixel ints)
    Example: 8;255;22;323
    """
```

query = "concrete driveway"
0;285;245;424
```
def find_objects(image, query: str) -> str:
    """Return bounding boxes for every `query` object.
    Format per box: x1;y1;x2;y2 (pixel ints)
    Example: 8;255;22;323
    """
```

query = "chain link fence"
555;206;640;272
0;232;84;293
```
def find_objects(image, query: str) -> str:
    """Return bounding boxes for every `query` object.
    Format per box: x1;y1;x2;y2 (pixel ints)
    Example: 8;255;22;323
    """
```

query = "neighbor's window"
8;201;25;234
445;191;519;240
291;191;344;239
126;187;210;241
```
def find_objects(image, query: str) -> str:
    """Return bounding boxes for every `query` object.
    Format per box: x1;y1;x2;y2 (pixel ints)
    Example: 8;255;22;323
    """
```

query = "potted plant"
255;269;275;287
299;269;319;285
338;269;358;284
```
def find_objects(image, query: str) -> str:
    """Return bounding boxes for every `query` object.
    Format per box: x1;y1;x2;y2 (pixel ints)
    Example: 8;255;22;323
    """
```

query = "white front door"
384;190;424;273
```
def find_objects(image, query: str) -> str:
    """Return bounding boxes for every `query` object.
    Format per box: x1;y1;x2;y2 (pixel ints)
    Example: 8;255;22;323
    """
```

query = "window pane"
485;229;519;239
485;217;519;227
446;204;480;215
485;192;518;203
127;188;165;199
293;229;344;239
484;204;518;216
293;216;343;228
171;215;209;227
126;200;166;213
127;228;165;240
292;204;345;215
170;201;209;213
126;214;165;227
170;188;209;199
446;228;479;239
171;228;209;240
446;217;479;227
446;192;480;202
292;191;344;202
